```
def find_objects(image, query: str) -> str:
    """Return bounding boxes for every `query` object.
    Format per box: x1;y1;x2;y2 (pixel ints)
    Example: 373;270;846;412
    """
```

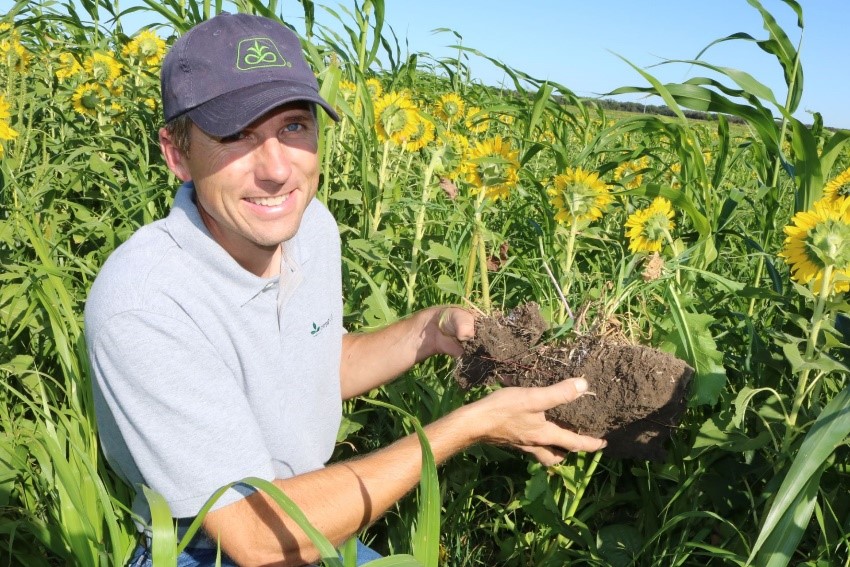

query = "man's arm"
340;306;474;399
203;377;605;566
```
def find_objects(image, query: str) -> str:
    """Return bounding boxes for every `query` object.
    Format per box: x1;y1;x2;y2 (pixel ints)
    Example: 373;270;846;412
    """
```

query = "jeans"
127;538;382;566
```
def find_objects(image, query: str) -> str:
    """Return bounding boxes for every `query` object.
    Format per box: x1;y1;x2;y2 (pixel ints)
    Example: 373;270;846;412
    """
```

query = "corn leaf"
240;477;344;566
362;556;423;566
143;485;178;567
747;385;850;565
363;399;440;567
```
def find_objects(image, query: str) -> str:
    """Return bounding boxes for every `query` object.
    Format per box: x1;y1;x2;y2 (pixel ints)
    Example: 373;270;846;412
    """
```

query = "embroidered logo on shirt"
311;315;332;336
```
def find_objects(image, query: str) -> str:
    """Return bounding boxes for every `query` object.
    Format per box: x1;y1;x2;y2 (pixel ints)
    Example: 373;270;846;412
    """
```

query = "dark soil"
454;302;693;461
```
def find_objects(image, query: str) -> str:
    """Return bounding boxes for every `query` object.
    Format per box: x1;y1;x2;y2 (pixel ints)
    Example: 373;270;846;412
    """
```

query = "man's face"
161;103;320;273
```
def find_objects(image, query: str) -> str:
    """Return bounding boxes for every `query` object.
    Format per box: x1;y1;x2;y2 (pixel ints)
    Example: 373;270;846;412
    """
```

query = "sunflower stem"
371;140;391;235
663;228;681;286
539;238;572;323
784;264;833;448
476;224;491;313
407;147;443;311
463;230;480;299
562;219;579;297
563;450;602;524
467;189;491;312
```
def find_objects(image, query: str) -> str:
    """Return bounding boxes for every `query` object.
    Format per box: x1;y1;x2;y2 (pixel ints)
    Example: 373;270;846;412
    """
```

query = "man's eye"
284;123;304;133
218;132;246;143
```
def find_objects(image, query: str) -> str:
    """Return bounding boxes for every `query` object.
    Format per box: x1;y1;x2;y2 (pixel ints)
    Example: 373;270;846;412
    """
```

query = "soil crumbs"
454;302;693;461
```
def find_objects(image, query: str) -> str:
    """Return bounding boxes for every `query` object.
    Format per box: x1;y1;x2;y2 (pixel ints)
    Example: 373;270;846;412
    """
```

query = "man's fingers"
519;424;607;462
519;445;566;467
544;423;607;453
438;307;475;341
523;377;589;412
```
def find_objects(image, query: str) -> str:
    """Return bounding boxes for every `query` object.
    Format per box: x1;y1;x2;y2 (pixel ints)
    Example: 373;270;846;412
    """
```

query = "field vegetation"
1;0;849;565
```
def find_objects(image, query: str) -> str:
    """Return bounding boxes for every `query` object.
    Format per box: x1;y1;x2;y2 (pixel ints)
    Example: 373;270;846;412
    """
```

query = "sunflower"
624;197;676;253
0;119;17;142
72;82;104;118
84;51;123;85
435;92;465;123
403;112;435;152
435;131;469;178
122;29;166;67
0;95;17;158
465;106;489;134
547;167;613;225
822;166;850;204
0;94;16;127
667;162;682;189
537;129;556;145
614;156;649;189
464;136;519;201
0;23;29;70
365;78;383;99
338;80;357;99
779;197;850;294
56;52;84;81
373;91;418;146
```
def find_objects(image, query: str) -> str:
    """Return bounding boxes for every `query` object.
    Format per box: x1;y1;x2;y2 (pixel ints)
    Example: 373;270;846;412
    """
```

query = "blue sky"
59;0;850;129
358;0;848;129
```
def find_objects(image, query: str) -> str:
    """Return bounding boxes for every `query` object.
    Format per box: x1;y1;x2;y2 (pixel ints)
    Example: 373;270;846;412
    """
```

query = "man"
84;12;606;567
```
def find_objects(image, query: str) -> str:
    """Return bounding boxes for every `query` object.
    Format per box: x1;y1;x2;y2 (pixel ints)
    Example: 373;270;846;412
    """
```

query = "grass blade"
363;399;440;567
746;385;850;564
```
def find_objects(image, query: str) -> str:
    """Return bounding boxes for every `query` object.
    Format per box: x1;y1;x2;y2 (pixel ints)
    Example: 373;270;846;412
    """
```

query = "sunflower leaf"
661;288;727;405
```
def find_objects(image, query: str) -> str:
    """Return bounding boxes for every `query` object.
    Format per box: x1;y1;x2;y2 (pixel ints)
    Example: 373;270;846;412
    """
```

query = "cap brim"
187;81;340;138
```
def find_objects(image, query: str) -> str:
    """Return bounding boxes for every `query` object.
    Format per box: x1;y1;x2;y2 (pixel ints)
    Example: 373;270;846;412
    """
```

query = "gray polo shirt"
85;182;344;522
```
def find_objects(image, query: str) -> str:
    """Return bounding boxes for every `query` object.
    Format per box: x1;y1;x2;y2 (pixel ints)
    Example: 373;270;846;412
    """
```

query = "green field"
2;0;850;565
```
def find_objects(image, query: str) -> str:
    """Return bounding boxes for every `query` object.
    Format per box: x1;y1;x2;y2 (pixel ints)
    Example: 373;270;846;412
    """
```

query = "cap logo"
236;37;292;70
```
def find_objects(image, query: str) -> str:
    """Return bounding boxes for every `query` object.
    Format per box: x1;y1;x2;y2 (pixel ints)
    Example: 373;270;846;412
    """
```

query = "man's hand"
469;377;606;466
432;306;476;357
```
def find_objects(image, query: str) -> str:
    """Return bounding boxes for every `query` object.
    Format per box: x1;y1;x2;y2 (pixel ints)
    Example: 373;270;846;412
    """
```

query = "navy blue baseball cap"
161;12;339;137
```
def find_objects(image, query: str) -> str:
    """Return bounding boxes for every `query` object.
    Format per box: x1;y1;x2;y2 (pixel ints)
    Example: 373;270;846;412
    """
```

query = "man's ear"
159;127;192;182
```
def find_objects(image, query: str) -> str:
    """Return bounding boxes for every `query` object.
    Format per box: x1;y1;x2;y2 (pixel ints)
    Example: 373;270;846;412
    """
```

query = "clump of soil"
454;302;693;461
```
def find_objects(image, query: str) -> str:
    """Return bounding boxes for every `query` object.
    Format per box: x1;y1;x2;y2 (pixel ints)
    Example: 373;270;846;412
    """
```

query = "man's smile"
245;194;290;207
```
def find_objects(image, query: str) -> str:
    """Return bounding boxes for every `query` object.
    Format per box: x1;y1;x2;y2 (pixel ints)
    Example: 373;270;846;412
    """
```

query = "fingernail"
574;378;588;393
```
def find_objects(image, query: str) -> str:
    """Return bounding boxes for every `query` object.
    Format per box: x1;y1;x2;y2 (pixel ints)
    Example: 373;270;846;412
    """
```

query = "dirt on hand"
454;302;693;461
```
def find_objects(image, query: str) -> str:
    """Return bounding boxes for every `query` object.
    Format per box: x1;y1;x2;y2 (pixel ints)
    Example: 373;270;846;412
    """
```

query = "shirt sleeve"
89;309;276;518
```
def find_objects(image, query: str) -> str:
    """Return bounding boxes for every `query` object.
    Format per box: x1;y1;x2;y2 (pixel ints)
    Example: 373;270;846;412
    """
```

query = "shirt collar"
164;182;306;305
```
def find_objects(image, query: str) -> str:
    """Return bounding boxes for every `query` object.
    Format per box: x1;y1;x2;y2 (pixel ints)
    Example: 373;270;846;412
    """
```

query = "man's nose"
255;138;292;183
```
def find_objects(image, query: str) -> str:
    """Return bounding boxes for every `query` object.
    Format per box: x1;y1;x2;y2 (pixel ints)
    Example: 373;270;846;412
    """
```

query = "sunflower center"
138;38;159;57
562;183;599;216
838;184;850;198
91;62;109;81
804;219;850;269
478;159;510;187
443;140;463;163
81;93;100;109
409;120;426;139
642;212;671;242
380;105;410;137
